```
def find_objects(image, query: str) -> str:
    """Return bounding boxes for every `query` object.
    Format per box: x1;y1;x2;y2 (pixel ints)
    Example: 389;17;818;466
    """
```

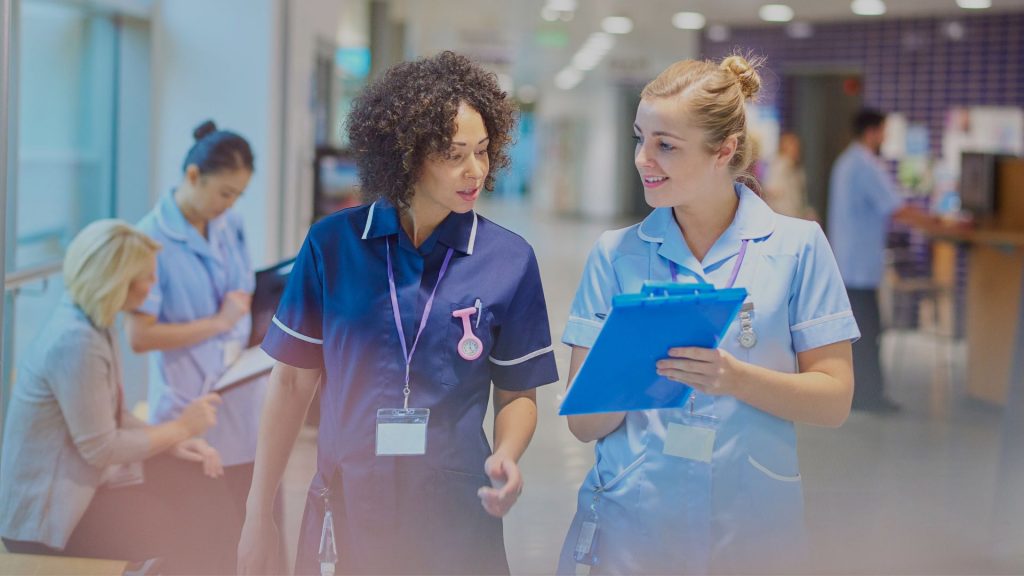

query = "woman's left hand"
171;437;224;478
657;347;747;397
478;453;523;518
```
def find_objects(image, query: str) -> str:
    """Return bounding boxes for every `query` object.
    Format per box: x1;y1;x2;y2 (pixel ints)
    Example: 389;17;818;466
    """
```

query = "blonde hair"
641;54;764;178
64;220;161;328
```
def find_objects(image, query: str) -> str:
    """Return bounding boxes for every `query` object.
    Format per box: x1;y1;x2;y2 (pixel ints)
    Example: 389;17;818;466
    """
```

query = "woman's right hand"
177;393;222;436
237;515;282;575
217;290;252;331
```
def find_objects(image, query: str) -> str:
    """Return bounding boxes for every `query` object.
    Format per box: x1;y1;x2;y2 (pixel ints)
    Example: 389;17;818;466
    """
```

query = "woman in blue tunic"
237;51;559;575
558;55;859;574
127;121;264;557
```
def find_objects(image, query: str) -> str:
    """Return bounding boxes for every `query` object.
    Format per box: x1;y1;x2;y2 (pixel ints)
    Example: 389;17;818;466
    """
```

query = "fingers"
667;347;719;361
199;393;223;407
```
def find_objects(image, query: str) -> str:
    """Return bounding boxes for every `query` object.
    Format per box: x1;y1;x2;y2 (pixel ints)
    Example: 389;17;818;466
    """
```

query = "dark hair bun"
193;120;218;141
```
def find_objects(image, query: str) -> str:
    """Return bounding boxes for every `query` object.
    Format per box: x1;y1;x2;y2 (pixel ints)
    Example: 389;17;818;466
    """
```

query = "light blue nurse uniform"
137;191;265;467
558;184;860;575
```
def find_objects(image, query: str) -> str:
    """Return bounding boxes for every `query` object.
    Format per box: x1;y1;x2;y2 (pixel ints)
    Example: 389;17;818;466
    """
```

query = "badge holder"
574;491;601;566
376;407;430;456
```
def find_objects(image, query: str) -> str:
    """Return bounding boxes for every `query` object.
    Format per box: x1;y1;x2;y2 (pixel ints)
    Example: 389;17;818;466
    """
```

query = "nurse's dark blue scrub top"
262;200;559;575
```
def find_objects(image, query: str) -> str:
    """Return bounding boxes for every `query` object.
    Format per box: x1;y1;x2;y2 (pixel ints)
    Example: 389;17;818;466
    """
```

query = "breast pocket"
442;301;495;389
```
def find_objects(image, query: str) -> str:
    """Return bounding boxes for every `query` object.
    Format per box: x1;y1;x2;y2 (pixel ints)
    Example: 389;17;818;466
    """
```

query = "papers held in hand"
213;346;276;394
559;282;747;416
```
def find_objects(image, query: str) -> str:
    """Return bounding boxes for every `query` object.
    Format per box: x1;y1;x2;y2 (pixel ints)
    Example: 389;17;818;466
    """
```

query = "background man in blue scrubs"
827;108;930;412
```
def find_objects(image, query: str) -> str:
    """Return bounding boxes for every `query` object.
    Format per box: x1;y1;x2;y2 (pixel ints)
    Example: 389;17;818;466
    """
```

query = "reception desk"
924;227;1024;405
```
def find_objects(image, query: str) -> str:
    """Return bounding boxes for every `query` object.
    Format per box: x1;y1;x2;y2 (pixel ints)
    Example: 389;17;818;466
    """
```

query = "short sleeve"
789;224;862;352
562;234;620;349
488;247;559;391
261;234;324;369
865;159;904;217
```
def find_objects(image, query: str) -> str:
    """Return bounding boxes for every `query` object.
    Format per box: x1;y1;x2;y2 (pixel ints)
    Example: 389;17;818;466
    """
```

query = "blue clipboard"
559;282;747;415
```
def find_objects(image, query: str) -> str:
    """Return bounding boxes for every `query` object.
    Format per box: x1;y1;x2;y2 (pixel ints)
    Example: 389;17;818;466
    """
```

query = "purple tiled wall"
702;12;1024;157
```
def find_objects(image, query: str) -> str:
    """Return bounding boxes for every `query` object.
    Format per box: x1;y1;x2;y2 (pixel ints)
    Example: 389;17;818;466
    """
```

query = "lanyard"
669;239;750;288
386;239;454;409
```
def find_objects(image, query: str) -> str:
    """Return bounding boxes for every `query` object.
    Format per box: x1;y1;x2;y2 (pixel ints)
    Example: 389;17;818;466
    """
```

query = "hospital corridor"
3;0;1024;574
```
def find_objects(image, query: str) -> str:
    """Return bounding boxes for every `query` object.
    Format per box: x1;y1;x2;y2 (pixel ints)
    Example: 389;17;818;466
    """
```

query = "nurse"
126;121;262;534
558;55;859;575
237;51;558;575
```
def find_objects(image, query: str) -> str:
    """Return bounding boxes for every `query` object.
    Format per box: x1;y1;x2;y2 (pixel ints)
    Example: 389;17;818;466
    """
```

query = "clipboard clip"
640;281;716;298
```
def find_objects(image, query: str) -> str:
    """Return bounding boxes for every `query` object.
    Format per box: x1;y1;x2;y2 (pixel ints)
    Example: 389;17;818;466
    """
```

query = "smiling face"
411;102;490;220
633;96;734;209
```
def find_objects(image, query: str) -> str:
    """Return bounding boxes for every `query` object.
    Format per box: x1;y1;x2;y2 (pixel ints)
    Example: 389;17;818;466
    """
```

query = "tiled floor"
278;199;1024;575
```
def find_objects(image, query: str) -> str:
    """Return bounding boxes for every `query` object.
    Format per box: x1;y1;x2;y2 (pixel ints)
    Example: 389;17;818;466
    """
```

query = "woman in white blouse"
0;220;235;573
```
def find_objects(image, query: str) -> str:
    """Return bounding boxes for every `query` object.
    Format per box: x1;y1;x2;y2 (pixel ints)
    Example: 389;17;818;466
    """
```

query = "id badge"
375;408;429;456
663;415;717;463
573;519;600;566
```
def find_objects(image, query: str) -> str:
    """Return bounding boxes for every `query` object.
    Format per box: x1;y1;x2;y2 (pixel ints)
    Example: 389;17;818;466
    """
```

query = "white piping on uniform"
467;211;478;255
489;345;553;366
361;201;377;240
748;455;801;482
790;310;854;333
272;316;324;345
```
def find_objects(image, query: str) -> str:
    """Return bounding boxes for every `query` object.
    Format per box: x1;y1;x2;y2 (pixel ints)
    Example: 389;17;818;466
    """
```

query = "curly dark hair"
346;51;517;208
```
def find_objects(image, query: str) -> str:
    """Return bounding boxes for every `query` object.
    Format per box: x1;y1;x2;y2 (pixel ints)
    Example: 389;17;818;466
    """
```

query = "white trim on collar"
467;212;478;255
637;208;668;244
155;210;188;242
361;201;377;240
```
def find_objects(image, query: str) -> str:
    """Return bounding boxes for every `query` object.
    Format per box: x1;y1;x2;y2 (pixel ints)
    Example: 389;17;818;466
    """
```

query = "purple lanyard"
670;239;750;288
386;239;454;409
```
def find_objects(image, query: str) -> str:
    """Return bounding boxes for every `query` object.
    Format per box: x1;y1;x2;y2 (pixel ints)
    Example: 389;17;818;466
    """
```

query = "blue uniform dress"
558;184;860;575
262;200;559;575
137;191;265;467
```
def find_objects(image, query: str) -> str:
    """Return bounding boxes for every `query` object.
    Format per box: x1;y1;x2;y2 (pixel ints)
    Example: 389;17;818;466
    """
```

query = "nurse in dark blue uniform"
237;51;559;575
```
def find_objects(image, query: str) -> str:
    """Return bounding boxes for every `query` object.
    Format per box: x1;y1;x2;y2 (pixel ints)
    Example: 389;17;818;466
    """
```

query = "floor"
277;199;1024;575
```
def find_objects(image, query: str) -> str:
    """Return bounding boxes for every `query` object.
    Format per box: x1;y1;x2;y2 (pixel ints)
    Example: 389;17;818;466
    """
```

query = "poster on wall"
942;106;1024;175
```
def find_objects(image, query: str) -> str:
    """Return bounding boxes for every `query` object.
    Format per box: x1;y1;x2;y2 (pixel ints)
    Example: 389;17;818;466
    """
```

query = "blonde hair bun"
720;55;762;100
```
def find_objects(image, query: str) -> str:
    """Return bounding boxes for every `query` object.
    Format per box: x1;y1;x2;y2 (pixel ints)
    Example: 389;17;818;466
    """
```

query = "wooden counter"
921;226;1024;405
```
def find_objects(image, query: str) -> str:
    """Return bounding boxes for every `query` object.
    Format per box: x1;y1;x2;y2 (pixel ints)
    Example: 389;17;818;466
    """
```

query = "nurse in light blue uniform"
127;121;265;535
559;56;859;575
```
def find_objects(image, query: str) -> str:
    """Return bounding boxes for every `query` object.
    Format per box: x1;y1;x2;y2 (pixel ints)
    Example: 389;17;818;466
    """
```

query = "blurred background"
3;0;1024;573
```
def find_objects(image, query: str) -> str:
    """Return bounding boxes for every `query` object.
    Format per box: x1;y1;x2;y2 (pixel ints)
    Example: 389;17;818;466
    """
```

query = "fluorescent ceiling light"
851;0;886;16
546;0;577;11
602;16;634;34
759;4;795;22
706;24;730;42
956;0;991;8
555;67;584;90
672;11;707;30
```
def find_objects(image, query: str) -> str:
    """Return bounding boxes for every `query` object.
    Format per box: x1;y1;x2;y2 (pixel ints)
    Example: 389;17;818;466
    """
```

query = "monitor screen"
959;152;998;218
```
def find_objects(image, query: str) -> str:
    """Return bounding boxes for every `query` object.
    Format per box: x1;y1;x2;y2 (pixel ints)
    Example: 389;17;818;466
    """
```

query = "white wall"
150;0;282;265
279;0;365;256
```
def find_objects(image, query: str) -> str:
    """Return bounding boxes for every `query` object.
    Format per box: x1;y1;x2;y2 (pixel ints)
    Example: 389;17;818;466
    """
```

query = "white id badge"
663;421;716;463
376;408;429;456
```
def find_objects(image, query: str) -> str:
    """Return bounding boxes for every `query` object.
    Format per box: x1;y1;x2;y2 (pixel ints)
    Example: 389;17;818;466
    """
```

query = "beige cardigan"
0;296;150;549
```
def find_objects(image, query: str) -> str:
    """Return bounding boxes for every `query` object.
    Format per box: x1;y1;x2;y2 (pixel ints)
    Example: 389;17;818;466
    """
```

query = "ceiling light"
851;0;886;16
786;21;814;38
546;0;577;11
541;7;559;22
956;0;991;8
602;16;634;34
706;24;730;42
672;11;707;30
759;4;795;22
555;67;583;90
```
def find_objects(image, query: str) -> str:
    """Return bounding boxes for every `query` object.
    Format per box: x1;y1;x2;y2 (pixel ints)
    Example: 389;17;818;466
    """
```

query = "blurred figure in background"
126;120;276;570
0;220;234;573
764;132;813;219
